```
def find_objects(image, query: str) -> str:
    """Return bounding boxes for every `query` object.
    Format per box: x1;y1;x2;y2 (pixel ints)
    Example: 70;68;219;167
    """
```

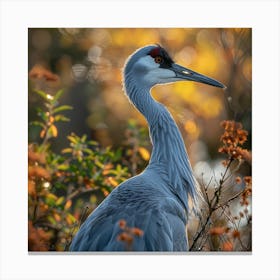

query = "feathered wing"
70;174;188;251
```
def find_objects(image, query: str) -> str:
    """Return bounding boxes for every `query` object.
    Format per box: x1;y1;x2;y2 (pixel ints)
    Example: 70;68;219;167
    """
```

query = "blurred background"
28;28;251;251
29;28;251;175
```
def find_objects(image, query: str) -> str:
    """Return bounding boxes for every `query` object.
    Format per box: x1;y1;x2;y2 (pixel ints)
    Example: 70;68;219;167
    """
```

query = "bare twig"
66;187;99;201
213;189;245;211
190;157;246;251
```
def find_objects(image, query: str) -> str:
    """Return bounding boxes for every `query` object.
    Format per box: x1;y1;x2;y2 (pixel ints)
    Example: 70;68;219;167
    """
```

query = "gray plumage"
70;45;225;251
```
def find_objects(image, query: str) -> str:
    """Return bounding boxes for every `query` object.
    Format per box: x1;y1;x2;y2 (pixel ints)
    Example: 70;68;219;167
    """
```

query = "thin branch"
213;189;244;211
210;158;233;207
66;187;99;201
189;211;212;251
190;157;246;251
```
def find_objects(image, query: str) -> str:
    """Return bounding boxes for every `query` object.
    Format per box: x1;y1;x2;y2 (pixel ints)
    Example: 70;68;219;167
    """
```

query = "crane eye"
154;55;163;64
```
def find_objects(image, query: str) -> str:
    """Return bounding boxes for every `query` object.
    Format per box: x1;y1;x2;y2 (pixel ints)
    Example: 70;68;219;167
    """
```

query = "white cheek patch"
133;55;176;86
150;68;176;79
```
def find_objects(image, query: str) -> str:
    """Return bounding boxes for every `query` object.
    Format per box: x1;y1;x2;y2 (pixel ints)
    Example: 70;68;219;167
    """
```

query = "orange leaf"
28;148;46;164
29;64;59;82
232;230;240;239
209;226;226;235
28;180;36;196
64;200;72;210
107;176;119;187
54;213;61;222
49;116;55;124
40;129;46;138
66;213;76;225
222;241;233;251
138;147;150;161
50;125;58;137
28;166;50;180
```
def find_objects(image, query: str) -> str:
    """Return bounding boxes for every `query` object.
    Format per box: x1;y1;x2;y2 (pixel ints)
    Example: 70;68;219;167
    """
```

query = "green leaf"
34;89;49;101
67;135;79;144
55;196;65;206
53;89;64;103
66;213;76;225
61;148;72;154
53;105;73;114
90;195;97;204
95;160;104;169
45;193;57;206
84;148;93;155
29;121;45;128
112;148;122;161
54;114;70;122
81;134;87;142
37;109;48;122
89;140;99;146
47;215;57;225
57;164;69;170
46;125;58;137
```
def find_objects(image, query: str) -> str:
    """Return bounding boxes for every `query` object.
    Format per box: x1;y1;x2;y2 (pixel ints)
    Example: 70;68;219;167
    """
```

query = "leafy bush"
28;89;140;251
189;120;252;251
28;88;251;252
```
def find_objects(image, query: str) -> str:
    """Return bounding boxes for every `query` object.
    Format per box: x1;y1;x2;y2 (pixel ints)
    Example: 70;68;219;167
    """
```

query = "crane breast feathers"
70;201;186;251
70;177;188;251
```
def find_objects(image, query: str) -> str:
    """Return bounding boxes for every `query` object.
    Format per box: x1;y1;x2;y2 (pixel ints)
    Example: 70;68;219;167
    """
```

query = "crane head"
124;45;226;89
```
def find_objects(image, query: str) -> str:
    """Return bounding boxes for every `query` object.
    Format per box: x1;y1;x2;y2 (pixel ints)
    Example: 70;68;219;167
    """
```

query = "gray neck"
124;77;198;212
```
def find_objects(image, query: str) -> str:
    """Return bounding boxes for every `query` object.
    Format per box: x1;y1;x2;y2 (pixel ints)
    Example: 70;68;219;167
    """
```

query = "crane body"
70;45;225;251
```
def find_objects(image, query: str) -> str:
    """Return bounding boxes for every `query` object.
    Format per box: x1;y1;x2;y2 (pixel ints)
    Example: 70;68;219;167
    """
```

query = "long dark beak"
171;63;226;88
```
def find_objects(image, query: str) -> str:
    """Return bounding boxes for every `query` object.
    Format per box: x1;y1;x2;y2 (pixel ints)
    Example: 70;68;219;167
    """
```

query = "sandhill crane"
70;45;225;251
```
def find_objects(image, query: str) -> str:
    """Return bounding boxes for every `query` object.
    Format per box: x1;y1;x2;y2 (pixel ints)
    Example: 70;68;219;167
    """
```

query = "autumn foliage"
189;120;252;251
219;120;251;164
28;87;147;251
28;28;251;252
